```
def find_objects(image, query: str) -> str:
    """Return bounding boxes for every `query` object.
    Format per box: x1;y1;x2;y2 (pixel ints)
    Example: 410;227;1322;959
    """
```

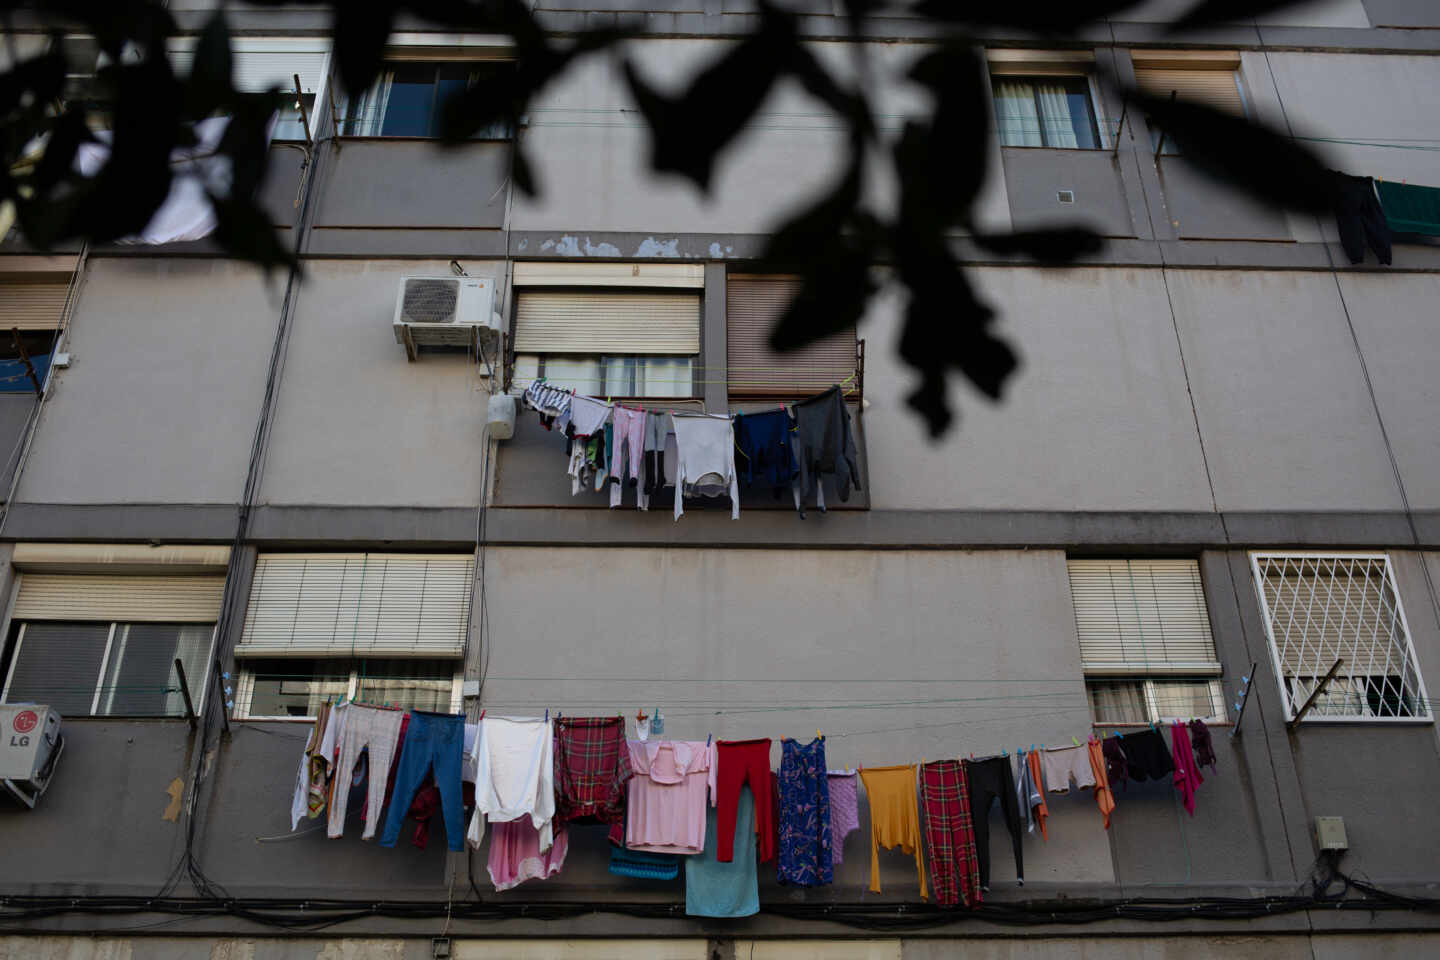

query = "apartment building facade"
2;1;1440;957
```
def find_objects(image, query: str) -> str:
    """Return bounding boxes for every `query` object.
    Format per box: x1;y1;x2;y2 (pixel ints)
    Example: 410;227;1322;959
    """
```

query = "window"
342;62;514;139
992;75;1101;149
726;275;859;400
169;38;331;141
510;263;704;400
233;553;474;719
1251;553;1430;722
0;280;67;391
1068;559;1226;725
237;658;457;718
0;551;227;718
1133;55;1245;155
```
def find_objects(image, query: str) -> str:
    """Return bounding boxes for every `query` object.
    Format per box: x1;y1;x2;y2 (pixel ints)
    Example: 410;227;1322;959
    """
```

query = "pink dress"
1170;721;1204;817
623;740;716;855
487;819;569;891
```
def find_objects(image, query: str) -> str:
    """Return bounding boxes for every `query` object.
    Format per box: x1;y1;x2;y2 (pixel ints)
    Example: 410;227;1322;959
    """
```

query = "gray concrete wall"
1364;0;1440;26
0;397;35;502
12;259;280;507
309;141;510;232
1001;149;1136;239
257;259;500;510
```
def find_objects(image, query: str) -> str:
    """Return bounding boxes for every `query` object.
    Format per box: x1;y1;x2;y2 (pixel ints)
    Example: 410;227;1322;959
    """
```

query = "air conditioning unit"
0;704;63;808
392;276;501;361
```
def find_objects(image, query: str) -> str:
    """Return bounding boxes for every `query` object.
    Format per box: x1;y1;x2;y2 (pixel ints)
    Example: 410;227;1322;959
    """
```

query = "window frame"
989;67;1107;151
1068;557;1227;727
339;59;516;140
1;619;218;719
232;659;463;721
1250;551;1432;724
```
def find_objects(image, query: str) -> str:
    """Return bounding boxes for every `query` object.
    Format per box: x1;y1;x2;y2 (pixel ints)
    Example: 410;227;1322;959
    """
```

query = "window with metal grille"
1250;553;1430;722
726;275;859;400
1069;559;1226;725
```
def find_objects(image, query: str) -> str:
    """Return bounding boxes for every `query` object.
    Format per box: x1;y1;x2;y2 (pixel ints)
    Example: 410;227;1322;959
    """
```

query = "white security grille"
1250;553;1430;722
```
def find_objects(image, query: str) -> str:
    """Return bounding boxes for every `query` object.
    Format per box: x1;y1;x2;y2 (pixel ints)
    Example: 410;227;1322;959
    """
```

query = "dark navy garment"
734;408;797;496
380;711;466;852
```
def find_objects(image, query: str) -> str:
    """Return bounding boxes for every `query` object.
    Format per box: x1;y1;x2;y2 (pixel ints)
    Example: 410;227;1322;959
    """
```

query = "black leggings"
964;756;1024;888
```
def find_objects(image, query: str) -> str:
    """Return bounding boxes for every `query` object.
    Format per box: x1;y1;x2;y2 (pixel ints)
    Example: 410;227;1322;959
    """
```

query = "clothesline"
288;703;1219;913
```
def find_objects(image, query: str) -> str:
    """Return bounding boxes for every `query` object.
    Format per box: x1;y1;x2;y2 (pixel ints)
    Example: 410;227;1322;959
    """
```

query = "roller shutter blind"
726;276;858;398
236;553;475;657
168;45;330;95
12;574;225;623
1134;67;1244;116
1068;559;1220;675
0;281;69;331
512;291;701;355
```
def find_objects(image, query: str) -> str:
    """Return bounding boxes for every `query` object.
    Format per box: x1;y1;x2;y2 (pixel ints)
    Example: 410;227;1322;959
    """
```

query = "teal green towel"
1377;180;1440;237
609;846;679;880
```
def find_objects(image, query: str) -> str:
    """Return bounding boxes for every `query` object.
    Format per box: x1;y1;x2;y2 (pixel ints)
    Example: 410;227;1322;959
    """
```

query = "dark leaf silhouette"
624;3;798;191
973;227;1106;264
1171;0;1313;32
334;0;398;98
912;0;1149;32
1136;91;1333;213
211;193;298;272
765;156;881;351
184;11;233;118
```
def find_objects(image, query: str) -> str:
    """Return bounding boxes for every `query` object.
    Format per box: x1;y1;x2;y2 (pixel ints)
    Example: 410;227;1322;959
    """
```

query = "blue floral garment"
777;737;833;886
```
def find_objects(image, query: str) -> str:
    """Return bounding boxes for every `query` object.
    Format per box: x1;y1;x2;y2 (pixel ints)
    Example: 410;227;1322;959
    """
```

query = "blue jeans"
380;710;465;851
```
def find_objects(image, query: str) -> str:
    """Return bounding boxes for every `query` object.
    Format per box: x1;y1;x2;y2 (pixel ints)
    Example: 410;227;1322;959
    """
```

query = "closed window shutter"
512;291;701;355
12;574;225;623
0;281;69;331
726;276;857;398
1134;67;1244;116
236;553;475;657
1068;559;1220;675
168;47;330;95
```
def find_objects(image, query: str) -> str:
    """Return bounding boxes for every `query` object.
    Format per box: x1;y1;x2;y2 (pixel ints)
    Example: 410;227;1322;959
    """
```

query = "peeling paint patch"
517;238;528;250
635;237;681;258
583;238;622;257
708;242;723;258
539;238;555;251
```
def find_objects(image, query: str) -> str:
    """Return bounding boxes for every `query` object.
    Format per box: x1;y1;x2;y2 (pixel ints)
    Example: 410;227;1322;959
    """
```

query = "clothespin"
816;728;823;741
1071;736;1081;747
478;709;485;721
706;733;712;747
1029;744;1035;753
544;708;549;722
1115;731;1123;738
636;707;648;723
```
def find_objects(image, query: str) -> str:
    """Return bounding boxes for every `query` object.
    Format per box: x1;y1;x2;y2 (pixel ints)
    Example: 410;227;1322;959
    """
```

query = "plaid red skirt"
920;759;982;908
553;716;632;826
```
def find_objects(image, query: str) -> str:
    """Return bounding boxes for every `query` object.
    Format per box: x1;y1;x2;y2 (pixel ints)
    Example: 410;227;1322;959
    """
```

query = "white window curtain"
1035;83;1080;148
994;80;1042;147
346;71;394;136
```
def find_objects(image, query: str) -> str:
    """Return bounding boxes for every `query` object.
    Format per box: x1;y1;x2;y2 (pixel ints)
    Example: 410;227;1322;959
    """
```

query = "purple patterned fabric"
777;737;832;886
827;772;859;866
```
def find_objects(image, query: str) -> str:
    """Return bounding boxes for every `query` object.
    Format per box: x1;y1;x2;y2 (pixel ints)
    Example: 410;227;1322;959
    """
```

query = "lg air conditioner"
392;275;501;361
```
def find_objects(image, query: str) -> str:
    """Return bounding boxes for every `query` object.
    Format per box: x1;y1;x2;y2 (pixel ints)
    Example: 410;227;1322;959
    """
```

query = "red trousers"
715;738;775;864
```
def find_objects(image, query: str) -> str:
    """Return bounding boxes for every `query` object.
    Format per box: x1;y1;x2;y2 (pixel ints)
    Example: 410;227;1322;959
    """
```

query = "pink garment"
623;739;716;855
609;406;647;509
1171;721;1204;817
487;819;570;892
827;772;860;866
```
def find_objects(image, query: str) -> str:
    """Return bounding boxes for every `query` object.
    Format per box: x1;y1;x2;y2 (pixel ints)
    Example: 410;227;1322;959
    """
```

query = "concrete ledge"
303;228;509;258
5;504;1439;549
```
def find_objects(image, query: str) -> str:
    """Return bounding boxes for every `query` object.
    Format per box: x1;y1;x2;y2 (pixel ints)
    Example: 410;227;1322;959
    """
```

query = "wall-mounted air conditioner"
392;276;501;361
0;704;63;808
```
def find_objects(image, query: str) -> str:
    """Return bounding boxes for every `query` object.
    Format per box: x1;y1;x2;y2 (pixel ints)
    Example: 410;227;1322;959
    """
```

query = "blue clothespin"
544;707;549;722
706;733;712;747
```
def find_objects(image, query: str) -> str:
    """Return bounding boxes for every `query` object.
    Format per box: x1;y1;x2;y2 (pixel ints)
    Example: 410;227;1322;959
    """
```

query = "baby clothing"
859;763;927;899
566;394;611;438
671;413;740;520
